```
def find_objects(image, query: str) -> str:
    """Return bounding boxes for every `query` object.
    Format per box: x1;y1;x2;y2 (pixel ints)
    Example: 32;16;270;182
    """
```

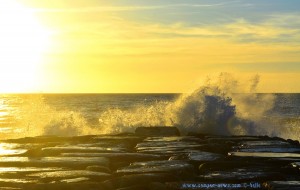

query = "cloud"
29;1;242;13
133;15;300;44
31;6;160;13
49;11;300;60
172;0;242;7
267;13;300;29
40;3;300;67
225;18;299;41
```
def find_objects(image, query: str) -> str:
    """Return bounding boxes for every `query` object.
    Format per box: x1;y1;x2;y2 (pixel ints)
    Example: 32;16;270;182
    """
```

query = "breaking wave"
3;73;299;140
98;73;299;140
4;95;97;138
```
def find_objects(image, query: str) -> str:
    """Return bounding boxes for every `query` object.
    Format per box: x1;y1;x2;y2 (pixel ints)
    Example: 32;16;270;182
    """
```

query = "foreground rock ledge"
0;126;299;190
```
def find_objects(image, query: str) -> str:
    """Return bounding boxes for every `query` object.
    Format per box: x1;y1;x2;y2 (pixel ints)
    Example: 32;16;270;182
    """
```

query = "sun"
0;0;52;93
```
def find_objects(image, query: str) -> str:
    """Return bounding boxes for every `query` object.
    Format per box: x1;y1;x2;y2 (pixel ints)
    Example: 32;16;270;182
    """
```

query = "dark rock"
149;182;168;190
98;180;115;190
238;140;290;147
0;157;109;168
92;135;143;150
41;146;128;155
62;152;164;162
270;158;300;163
1;133;300;189
228;152;300;158
136;140;202;149
143;136;202;143
136;138;205;156
27;170;111;182
116;160;195;180
198;161;272;173
18;182;110;190
198;168;285;182
112;173;178;189
169;151;223;163
232;139;300;154
24;148;45;157
141;136;205;156
287;139;300;146
226;139;300;164
205;136;263;144
135;127;180;137
86;165;111;173
63;153;164;172
198;143;232;154
188;151;223;162
92;135;142;141
116;184;150;190
233;146;300;153
291;162;300;171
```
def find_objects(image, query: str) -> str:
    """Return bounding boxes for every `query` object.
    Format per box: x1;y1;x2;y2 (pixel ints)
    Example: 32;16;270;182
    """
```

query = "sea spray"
167;85;236;135
13;95;97;137
98;102;172;134
98;73;279;137
1;73;298;140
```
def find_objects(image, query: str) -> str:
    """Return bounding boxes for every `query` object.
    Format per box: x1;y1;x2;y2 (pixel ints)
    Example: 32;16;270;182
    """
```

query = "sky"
0;0;300;93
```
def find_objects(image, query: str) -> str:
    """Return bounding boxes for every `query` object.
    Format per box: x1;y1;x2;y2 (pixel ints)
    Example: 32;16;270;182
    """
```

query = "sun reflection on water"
0;143;27;156
0;95;35;138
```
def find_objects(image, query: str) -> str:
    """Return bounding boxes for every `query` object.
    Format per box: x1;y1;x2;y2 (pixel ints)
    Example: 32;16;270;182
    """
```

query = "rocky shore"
0;127;299;190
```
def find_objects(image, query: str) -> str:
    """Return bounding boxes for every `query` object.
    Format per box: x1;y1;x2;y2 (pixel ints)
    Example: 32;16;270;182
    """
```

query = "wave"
98;73;270;134
4;95;97;138
97;73;299;140
4;73;299;141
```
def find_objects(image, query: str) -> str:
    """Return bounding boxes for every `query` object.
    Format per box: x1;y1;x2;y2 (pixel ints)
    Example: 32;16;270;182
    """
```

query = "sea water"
0;77;299;140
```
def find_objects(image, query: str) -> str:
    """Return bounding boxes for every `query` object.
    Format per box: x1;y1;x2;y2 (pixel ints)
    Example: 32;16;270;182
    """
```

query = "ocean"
0;92;299;141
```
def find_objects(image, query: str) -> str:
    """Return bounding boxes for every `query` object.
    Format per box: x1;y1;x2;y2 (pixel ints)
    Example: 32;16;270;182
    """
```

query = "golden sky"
0;0;300;93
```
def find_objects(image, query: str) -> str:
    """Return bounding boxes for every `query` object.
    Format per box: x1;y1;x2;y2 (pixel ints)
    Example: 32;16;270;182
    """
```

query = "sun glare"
0;0;51;93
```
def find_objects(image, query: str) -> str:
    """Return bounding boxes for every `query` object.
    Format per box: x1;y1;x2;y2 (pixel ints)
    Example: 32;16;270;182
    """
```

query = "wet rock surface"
0;127;298;189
